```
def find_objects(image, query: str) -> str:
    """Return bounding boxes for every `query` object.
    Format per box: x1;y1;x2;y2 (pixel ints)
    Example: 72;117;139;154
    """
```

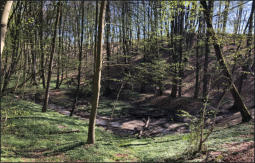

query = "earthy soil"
24;87;254;139
205;140;254;162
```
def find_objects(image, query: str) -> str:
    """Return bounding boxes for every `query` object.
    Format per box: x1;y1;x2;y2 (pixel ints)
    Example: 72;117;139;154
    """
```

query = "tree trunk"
59;18;65;87
70;1;84;117
104;0;111;96
55;3;62;89
142;0;146;62
39;0;45;88
200;1;252;122
122;2;127;64
234;2;243;34
42;2;61;112
0;1;13;94
2;21;21;93
232;0;255;110
202;1;213;99
222;0;230;33
237;0;254;93
194;26;201;99
93;0;98;74
23;43;27;89
178;4;184;97
87;0;107;144
31;33;37;86
171;9;178;98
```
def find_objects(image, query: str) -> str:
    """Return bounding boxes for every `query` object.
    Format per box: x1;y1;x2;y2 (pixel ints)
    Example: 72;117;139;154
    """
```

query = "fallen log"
137;116;150;139
49;130;80;135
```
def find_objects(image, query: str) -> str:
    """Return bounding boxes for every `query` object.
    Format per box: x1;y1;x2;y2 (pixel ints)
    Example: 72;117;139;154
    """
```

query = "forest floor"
2;86;254;162
20;87;255;136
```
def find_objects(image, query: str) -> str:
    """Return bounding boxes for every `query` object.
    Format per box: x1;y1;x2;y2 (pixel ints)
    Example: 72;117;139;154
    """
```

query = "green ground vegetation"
1;96;253;162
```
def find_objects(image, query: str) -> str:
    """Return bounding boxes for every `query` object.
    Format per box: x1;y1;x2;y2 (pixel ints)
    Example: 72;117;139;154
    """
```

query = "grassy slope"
1;96;253;162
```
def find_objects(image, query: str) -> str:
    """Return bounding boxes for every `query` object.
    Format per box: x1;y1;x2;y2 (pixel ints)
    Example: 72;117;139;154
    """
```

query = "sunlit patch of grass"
117;134;187;162
1;97;133;162
1;96;254;162
205;122;254;152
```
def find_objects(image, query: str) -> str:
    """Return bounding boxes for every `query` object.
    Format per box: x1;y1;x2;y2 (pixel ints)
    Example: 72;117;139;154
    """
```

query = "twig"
137;116;150;139
49;130;80;135
106;81;124;130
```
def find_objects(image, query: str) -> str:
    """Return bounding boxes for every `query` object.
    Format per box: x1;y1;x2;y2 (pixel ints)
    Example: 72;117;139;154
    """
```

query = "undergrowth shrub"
78;84;92;98
133;59;169;95
180;98;216;158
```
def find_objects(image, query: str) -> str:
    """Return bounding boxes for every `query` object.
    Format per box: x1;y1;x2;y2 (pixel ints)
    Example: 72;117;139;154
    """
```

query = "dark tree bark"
104;0;111;96
136;1;140;44
171;8;178;98
31;32;37;86
232;0;255;110
55;3;63;89
194;17;202;99
178;3;184;97
59;19;65;87
202;1;213;99
39;0;45;88
93;0;98;74
70;1;85;117
142;0;146;62
200;0;252;122
121;2;128;64
42;2;61;112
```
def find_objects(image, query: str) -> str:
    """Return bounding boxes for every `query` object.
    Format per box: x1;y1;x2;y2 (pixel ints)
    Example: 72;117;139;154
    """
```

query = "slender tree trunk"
202;1;213;99
222;0;230;33
87;0;106;144
254;11;255;103
136;1;140;44
39;0;45;88
31;33;37;85
93;0;98;74
60;15;65;87
42;2;61;112
142;0;146;62
200;1;252;122
234;2;243;34
178;5;184;97
104;0;111;96
237;0;254;93
0;1;13;94
70;1;84;117
122;2;127;64
232;0;255;110
202;33;210;98
194;25;201;99
55;3;62;89
23;43;27;89
2;3;21;93
171;10;178;98
194;4;201;99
